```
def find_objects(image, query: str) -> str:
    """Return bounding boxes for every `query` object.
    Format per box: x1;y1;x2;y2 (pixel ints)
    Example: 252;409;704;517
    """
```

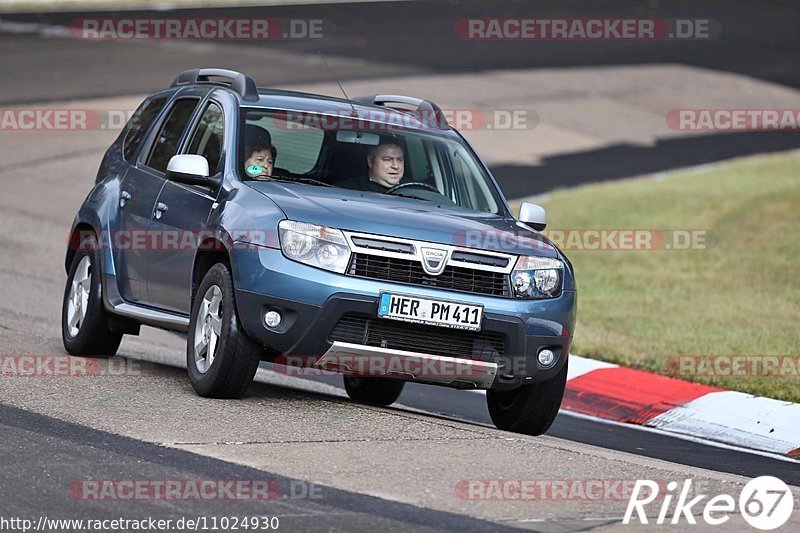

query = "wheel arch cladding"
65;223;99;273
192;239;233;303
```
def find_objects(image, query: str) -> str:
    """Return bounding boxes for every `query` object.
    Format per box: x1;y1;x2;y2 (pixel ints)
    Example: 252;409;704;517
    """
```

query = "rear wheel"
343;376;405;406
187;263;262;398
486;360;568;436
61;242;122;357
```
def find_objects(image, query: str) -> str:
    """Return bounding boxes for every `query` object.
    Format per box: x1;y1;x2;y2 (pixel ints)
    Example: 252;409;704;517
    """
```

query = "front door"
148;101;224;314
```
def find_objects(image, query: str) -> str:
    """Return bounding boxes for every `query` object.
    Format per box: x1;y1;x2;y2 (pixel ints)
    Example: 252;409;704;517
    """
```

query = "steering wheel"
385;182;439;195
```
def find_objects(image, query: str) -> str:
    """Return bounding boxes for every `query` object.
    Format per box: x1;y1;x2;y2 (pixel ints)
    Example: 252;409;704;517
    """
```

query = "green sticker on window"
246;165;263;177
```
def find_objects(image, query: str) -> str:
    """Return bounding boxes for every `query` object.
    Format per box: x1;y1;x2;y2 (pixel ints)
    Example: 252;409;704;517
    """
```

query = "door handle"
153;202;168;220
119;190;132;208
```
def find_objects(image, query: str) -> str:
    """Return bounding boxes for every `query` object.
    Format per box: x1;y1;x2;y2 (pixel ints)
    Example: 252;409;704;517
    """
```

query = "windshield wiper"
391;192;433;202
259;175;332;187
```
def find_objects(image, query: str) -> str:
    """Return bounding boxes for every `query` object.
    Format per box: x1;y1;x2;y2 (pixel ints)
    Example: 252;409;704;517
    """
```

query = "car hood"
247;182;557;257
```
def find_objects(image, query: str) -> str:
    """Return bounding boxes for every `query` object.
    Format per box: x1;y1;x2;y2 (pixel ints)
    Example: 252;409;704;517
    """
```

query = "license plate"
377;293;483;331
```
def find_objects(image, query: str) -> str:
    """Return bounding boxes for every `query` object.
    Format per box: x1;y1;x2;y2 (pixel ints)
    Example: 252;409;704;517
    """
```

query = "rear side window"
187;103;224;174
121;95;168;161
146;98;199;173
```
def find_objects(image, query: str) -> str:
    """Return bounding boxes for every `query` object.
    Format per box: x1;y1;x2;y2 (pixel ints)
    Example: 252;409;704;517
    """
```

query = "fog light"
264;311;282;328
537;348;556;367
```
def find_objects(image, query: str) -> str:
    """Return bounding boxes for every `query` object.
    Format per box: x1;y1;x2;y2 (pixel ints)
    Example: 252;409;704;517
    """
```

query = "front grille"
451;250;509;268
328;314;506;361
348;253;510;297
350;236;414;254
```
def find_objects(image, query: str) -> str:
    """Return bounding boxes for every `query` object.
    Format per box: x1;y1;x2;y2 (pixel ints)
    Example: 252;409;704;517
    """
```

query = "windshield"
238;108;504;214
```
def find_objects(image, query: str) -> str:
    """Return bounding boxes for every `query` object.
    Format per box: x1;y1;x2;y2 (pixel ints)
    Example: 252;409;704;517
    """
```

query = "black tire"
343;376;405;406
61;242;123;357
187;263;261;398
486;360;568;436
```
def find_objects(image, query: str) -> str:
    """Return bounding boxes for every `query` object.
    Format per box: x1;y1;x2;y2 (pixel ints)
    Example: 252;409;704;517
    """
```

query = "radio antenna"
319;51;357;116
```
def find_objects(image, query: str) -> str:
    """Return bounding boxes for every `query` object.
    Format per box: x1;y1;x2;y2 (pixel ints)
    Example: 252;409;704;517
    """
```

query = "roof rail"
171;68;259;102
353;94;450;130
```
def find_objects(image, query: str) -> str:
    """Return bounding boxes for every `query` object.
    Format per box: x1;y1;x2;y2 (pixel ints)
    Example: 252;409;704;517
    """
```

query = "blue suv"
62;68;577;435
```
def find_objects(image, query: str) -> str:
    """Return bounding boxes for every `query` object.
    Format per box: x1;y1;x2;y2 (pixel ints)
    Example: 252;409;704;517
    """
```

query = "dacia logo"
420;247;449;276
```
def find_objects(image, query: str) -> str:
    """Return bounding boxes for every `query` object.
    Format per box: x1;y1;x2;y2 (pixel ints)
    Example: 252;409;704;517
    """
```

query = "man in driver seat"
338;139;405;193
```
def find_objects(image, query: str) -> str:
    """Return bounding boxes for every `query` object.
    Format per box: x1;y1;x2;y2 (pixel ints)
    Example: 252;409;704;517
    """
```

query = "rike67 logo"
624;476;795;529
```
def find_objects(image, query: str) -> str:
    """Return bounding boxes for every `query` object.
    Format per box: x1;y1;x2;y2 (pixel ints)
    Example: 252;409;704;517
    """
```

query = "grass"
512;151;800;402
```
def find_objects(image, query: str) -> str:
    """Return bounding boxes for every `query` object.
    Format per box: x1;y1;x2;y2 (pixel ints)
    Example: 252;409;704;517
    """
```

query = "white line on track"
559;410;800;466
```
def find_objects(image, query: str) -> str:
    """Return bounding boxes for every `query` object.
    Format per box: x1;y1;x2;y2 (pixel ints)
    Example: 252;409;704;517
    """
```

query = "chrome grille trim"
343;231;517;274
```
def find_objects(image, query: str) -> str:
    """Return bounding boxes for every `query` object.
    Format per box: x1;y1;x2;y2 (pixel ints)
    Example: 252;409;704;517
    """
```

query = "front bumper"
318;341;500;389
232;245;576;390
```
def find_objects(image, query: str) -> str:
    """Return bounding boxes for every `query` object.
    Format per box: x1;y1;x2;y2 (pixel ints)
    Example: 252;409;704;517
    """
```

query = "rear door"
116;96;201;305
111;94;169;304
147;100;225;314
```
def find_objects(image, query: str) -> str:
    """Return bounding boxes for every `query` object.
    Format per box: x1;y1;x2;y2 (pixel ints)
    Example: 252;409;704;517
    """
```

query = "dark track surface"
491;131;800;198
2;0;799;92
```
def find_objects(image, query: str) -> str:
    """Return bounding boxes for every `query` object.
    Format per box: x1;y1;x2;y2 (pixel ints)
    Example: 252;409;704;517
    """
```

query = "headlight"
511;256;563;298
278;220;352;273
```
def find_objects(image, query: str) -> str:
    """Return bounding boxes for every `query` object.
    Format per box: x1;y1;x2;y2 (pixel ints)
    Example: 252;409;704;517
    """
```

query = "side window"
121;95;168;161
146;98;199;173
449;147;497;213
187;103;224;174
423;139;449;197
405;136;432;183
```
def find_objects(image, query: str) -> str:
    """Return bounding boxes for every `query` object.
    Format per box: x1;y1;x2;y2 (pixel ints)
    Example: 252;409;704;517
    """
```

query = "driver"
337;139;405;193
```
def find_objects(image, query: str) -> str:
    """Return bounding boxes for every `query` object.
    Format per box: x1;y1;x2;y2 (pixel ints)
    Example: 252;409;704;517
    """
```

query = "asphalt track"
0;403;511;532
2;1;800;530
287;370;800;485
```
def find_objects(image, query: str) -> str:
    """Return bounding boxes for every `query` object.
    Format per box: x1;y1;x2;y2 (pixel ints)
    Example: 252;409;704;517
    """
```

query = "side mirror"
166;154;220;189
518;202;547;231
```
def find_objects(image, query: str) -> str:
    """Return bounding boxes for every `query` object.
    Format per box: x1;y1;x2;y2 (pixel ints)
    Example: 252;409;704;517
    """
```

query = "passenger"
243;125;276;179
338;139;404;192
245;145;277;180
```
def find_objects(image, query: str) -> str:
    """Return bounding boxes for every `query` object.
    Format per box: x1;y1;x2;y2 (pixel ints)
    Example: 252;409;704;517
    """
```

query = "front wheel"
343;376;405;406
486;361;568;436
61;243;122;357
187;263;262;398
